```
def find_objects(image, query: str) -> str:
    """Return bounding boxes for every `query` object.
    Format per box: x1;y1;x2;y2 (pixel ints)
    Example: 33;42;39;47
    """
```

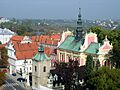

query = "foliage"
0;20;67;36
0;47;8;67
53;59;80;90
0;71;6;86
0;47;8;86
85;55;93;77
96;60;100;70
89;26;109;43
90;26;120;68
87;67;120;90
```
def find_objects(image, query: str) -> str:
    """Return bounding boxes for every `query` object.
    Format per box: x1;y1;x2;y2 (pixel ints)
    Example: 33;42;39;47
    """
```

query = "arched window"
104;61;107;66
43;66;46;72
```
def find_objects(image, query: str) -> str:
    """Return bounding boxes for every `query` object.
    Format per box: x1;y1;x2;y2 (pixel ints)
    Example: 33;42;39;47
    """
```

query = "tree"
0;47;8;67
0;72;6;86
51;59;80;90
96;60;100;70
89;26;109;43
90;26;120;68
85;55;93;77
110;44;120;68
0;47;8;86
87;67;120;90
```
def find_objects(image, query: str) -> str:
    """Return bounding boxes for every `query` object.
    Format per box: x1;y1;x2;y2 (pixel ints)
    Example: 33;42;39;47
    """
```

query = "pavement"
0;73;32;90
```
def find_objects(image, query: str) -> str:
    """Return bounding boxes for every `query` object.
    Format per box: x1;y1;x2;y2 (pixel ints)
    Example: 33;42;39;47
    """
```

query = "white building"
7;36;38;86
0;17;10;24
0;28;15;44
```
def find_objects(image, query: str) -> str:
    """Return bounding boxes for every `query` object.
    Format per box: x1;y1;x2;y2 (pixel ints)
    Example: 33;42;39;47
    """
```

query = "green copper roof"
59;36;83;52
33;53;50;61
33;45;50;61
84;42;100;54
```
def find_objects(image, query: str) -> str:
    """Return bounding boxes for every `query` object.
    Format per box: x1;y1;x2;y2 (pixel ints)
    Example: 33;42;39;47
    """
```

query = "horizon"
0;0;120;20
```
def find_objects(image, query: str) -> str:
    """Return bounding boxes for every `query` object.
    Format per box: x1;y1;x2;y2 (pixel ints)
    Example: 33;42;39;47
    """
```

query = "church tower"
32;45;51;88
75;8;84;41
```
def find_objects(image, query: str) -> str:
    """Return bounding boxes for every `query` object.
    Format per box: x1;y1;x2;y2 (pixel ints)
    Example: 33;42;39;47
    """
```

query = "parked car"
17;78;26;82
12;73;16;76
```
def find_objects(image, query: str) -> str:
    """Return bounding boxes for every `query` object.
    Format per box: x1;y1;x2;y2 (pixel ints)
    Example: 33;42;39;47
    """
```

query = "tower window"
35;66;37;72
43;66;46;72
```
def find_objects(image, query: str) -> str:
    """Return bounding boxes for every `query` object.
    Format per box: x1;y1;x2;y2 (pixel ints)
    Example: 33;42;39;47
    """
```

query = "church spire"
75;8;84;41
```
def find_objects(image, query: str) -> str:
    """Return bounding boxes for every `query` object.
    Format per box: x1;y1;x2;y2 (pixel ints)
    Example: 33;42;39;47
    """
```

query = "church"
57;8;112;67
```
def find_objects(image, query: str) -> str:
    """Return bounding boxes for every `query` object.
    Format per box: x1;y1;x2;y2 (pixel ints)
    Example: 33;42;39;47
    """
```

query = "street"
1;76;26;90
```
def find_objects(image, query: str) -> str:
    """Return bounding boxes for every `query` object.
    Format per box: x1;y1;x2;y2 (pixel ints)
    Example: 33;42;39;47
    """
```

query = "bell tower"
75;8;84;41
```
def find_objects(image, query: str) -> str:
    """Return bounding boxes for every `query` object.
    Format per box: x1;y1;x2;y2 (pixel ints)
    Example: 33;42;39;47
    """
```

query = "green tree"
0;72;6;86
0;47;8;67
96;60;100;70
0;47;8;86
85;55;93;77
110;44;120;68
52;59;80;90
89;26;120;68
89;26;109;43
87;67;120;90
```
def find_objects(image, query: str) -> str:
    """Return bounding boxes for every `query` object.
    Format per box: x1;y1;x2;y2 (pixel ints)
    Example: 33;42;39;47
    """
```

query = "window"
35;66;37;72
30;67;31;70
43;66;46;72
30;61;31;64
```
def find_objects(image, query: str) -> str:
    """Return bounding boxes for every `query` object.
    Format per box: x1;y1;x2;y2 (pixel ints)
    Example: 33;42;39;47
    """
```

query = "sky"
0;0;120;20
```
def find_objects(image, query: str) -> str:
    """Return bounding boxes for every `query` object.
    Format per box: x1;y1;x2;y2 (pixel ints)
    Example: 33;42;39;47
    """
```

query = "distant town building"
0;17;10;24
32;45;51;89
0;28;15;44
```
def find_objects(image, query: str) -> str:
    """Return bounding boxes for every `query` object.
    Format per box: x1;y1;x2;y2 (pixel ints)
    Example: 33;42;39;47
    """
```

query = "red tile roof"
10;35;24;42
10;34;60;60
32;34;60;46
51;34;61;40
14;42;39;60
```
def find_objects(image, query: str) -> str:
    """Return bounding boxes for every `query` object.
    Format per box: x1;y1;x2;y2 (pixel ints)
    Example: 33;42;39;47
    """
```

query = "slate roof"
84;42;100;54
58;36;83;52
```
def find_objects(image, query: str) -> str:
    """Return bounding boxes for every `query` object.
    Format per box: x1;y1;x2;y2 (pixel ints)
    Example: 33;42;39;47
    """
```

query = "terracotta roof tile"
51;34;61;40
11;35;24;42
14;42;39;60
31;34;60;46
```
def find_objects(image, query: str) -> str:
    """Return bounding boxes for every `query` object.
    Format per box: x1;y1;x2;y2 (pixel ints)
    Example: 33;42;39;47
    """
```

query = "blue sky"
0;0;120;20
